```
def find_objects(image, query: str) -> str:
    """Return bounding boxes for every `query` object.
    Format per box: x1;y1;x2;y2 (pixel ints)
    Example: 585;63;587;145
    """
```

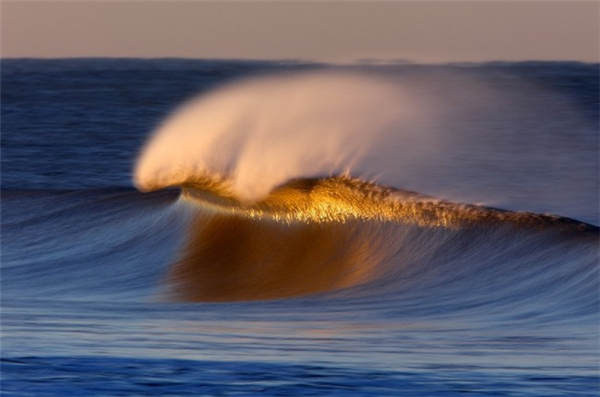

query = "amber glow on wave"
164;175;597;302
178;176;592;230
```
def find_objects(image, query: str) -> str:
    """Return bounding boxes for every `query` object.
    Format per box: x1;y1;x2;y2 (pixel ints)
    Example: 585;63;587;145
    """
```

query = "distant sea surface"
2;59;599;396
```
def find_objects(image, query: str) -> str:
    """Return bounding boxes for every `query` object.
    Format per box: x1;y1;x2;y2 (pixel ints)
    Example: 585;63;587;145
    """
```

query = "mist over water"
134;72;420;200
135;70;598;224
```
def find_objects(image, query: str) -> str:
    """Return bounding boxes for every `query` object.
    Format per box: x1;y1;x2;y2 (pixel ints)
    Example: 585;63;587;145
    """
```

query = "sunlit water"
2;59;598;396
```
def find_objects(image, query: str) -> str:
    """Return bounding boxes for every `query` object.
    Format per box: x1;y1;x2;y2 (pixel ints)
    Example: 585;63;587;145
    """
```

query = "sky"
1;1;598;63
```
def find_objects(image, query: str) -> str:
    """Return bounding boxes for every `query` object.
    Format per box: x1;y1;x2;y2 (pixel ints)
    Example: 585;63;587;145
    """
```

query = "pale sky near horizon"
1;1;598;63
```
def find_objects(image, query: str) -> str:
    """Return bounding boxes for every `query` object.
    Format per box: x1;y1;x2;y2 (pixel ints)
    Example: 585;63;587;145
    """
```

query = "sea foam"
134;72;439;202
134;70;597;223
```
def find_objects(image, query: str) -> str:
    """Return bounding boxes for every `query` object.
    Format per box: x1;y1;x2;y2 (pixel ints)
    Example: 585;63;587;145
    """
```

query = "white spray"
134;70;597;223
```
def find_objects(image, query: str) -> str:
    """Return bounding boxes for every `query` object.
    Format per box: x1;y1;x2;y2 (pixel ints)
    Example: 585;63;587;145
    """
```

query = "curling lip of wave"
178;175;599;232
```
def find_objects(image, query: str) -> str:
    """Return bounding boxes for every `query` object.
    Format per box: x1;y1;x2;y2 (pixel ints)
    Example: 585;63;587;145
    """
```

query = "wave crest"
134;72;425;202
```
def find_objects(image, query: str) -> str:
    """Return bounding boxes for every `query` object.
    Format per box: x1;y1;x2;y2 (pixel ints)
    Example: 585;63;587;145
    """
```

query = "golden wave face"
178;176;470;226
166;213;392;302
163;176;598;302
178;176;595;229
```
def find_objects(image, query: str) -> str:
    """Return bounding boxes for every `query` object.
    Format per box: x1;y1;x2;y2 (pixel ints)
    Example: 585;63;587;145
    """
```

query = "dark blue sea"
2;59;599;396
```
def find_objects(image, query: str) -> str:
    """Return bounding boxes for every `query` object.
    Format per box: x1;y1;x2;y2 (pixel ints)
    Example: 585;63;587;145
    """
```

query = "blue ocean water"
1;59;599;396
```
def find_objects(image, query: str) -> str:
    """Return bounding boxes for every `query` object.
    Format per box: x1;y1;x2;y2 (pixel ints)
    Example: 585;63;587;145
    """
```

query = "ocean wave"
162;176;598;304
131;71;598;304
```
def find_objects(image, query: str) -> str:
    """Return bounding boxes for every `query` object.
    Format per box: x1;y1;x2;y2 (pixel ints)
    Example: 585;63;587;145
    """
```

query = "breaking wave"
134;72;425;202
133;72;599;304
157;176;597;303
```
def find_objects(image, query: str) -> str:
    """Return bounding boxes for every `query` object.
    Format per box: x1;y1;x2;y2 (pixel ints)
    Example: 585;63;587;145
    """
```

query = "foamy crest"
134;72;431;202
134;69;596;224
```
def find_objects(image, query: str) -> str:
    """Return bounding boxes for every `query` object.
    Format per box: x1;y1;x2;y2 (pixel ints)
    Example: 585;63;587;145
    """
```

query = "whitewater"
2;59;598;396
